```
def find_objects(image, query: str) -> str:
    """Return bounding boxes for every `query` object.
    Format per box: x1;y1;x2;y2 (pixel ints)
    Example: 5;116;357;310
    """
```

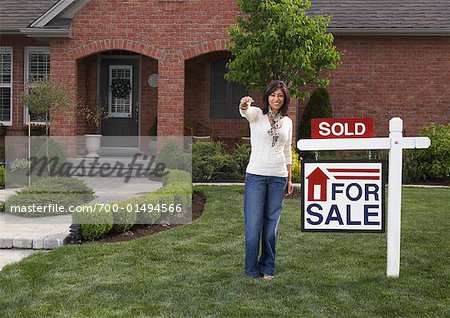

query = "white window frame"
0;47;13;126
24;47;50;124
108;65;133;118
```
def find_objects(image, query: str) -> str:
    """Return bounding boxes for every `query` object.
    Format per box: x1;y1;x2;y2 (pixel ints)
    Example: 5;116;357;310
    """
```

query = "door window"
109;65;132;118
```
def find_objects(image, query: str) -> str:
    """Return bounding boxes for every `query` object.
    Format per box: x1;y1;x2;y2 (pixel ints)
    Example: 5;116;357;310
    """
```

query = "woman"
239;80;293;280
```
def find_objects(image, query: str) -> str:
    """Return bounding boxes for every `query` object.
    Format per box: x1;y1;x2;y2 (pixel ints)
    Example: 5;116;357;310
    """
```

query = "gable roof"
0;0;60;33
0;0;449;36
309;0;450;35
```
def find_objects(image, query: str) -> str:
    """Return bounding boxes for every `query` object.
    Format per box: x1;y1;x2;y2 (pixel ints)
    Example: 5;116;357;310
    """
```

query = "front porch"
69;48;252;154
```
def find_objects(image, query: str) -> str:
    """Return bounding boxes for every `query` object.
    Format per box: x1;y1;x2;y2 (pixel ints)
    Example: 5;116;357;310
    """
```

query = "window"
108;65;133;118
210;59;247;119
25;47;50;123
0;47;12;123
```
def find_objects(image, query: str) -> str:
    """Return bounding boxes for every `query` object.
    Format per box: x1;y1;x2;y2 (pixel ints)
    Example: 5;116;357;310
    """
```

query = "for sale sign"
301;160;386;232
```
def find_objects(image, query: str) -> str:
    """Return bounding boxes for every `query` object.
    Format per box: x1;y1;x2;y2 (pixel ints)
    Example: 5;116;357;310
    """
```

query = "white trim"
0;47;13;126
30;0;76;28
24;47;50;124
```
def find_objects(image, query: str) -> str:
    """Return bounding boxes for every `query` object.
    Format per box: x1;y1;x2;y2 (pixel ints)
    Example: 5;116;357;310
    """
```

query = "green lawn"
0;186;449;317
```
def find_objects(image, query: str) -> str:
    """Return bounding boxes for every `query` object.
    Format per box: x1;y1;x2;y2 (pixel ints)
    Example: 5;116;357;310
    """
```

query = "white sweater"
240;106;292;177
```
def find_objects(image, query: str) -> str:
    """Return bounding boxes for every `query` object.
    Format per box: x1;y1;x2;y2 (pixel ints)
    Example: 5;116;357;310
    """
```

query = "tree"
21;78;72;135
298;87;332;139
225;0;340;99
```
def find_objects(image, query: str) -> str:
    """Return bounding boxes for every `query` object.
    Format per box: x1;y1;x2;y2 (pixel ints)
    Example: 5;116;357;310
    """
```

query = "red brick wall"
140;56;158;136
3;1;449;140
50;0;242;136
323;36;450;137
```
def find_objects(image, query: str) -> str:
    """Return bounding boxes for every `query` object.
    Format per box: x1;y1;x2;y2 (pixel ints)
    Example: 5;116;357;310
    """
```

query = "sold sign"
311;118;374;139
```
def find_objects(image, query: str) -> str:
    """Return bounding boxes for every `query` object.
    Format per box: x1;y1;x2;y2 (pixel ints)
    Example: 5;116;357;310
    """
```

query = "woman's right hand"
239;96;254;110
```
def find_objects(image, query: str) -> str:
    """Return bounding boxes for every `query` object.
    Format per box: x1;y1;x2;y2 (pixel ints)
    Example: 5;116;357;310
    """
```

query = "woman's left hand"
285;180;294;196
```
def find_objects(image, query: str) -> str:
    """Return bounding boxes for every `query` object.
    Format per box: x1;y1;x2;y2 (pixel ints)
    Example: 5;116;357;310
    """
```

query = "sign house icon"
306;167;329;201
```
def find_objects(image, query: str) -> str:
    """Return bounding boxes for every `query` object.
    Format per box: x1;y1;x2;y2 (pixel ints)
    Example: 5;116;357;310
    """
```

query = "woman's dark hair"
262;80;290;116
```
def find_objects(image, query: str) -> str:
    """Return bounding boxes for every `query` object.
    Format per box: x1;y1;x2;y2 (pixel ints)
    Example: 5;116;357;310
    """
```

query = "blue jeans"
244;173;288;278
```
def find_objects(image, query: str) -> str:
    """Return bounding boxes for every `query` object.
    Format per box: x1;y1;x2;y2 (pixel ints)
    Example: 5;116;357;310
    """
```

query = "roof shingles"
0;0;60;31
309;0;450;30
0;0;449;33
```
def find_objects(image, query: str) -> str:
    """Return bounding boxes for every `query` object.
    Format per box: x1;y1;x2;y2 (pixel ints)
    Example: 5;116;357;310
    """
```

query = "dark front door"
100;58;139;147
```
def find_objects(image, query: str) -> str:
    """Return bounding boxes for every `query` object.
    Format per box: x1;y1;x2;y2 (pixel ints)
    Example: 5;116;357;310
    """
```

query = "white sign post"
297;117;431;277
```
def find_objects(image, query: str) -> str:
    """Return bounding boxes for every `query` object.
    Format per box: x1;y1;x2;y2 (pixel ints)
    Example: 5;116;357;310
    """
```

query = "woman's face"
268;88;285;113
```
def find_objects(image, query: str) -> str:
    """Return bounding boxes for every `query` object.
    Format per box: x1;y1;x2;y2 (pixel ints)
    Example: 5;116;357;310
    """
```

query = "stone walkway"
0;176;163;271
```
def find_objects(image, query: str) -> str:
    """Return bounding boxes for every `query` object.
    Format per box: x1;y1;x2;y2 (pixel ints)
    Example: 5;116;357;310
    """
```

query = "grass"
0;186;449;317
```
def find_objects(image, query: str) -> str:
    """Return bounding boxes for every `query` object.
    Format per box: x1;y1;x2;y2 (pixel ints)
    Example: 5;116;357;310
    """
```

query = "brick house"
0;0;448;151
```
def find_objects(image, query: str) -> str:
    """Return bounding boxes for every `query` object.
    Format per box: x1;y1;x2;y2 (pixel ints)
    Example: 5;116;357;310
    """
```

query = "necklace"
268;107;283;147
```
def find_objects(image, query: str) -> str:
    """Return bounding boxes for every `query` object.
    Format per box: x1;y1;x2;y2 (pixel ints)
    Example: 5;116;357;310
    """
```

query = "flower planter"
84;134;102;158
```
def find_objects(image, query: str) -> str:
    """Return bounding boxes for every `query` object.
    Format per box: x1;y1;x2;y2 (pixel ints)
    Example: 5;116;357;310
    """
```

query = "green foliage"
414;124;450;181
75;169;193;240
298;87;333;160
192;141;242;181
74;210;114;241
232;143;252;178
20;79;72;120
291;146;301;182
133;192;163;225
0;166;4;188
1;187;449;317
298;87;332;139
226;0;340;99
5;177;94;217
149;117;157;136
162;169;192;186
156;140;190;171
0;200;4;212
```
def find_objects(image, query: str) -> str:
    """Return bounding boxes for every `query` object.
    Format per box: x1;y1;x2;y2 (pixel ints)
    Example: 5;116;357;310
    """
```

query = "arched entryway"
76;50;158;151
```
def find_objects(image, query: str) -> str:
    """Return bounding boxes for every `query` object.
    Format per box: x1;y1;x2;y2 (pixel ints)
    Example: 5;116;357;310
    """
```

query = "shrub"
0;200;4;212
298;88;333;159
414;124;450;181
232;143;251;178
192;141;241;181
73;208;114;241
162;169;192;186
156;181;192;223
298;87;332;140
291;146;301;183
156;140;190;171
0;166;4;188
133;192;163;224
5;177;94;217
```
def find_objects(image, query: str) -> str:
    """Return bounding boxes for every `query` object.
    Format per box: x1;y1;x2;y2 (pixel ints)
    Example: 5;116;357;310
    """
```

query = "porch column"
157;52;185;136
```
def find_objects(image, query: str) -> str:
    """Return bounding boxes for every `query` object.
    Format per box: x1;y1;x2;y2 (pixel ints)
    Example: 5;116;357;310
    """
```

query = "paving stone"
0;238;13;249
43;233;67;249
12;238;33;249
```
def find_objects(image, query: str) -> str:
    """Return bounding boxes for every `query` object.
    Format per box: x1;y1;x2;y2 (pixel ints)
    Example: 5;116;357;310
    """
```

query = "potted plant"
82;105;107;157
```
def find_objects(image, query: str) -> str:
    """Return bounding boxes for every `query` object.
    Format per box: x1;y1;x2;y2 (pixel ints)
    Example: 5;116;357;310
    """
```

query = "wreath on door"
111;78;131;99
